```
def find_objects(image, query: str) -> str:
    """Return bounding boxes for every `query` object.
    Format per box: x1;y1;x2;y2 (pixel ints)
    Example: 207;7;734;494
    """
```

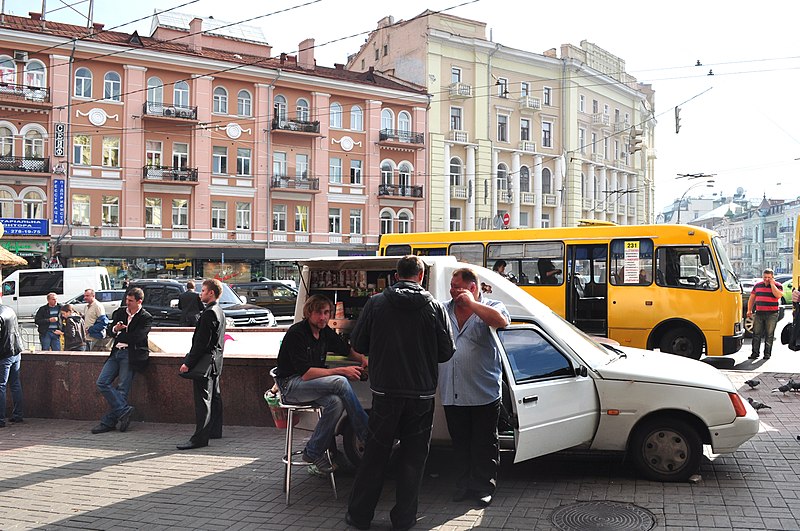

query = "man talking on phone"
747;268;783;361
91;287;153;434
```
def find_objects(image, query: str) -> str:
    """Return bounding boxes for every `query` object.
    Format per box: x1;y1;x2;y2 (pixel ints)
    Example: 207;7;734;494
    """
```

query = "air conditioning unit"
178;109;193;119
163;108;175;117
14;50;28;62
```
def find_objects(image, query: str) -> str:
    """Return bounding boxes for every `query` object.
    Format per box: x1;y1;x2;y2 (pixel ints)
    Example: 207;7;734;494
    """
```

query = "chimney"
29;12;42;21
298;38;315;70
188;17;203;53
92;22;105;32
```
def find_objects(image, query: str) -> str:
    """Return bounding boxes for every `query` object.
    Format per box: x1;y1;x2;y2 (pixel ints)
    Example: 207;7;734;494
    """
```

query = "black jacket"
107;306;153;370
178;290;204;326
0;304;23;359
34;303;62;335
182;301;226;377
352;280;455;399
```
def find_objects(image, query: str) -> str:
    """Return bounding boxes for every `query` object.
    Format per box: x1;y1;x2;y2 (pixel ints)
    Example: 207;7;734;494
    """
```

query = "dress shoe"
477;494;493;507
344;512;370;530
176;441;208;450
764;354;771;360
9;417;23;423
210;434;222;440
91;423;115;434
118;406;134;433
748;353;759;360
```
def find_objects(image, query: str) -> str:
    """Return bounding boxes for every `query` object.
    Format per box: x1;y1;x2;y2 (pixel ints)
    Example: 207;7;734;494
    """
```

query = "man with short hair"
92;288;152;434
0;304;24;427
748;268;783;361
34;293;61;351
82;289;105;350
178;280;204;327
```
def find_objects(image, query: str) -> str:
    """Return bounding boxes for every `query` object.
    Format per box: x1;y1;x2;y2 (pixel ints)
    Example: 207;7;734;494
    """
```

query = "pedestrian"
492;259;517;283
55;304;87;351
91;287;153;434
440;267;510;506
273;294;369;475
177;279;226;450
178;280;204;326
34;292;61;351
346;255;455;531
0;304;24;427
537;258;562;285
747;268;783;361
82;289;106;350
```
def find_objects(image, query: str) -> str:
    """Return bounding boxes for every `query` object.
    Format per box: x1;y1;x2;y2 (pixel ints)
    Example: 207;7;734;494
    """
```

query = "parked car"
774;274;793;304
128;279;275;327
231;281;297;317
64;289;127;317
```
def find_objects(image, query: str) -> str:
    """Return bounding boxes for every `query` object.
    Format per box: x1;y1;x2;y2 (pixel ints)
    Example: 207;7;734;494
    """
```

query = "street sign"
503;213;510;226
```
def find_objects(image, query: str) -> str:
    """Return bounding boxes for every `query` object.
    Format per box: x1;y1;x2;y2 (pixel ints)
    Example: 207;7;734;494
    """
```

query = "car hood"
219;303;271;314
594;347;735;393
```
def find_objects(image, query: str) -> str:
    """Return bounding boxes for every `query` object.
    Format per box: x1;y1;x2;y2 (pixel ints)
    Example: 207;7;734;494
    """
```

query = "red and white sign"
502;213;510;226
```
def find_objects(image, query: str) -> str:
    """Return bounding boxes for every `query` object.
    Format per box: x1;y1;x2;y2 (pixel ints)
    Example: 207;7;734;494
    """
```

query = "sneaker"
302;449;336;474
91;423;115;434
118;406;134;433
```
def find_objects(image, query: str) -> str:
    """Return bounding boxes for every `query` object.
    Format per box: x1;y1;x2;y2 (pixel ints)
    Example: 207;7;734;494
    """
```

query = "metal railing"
142;166;199;182
0;82;50;103
271;117;320;133
379;129;424;144
378;184;423;198
0;156;49;173
270;177;320;191
143;101;198;120
449;82;472;97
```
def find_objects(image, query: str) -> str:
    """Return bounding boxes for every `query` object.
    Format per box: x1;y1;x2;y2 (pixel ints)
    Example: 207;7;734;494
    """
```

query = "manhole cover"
551;501;656;531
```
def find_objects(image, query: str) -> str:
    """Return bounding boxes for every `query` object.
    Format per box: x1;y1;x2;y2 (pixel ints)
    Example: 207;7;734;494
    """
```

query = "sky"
5;0;800;213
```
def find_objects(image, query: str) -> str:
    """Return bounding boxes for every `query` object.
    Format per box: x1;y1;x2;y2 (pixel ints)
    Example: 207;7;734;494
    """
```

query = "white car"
64;290;126;317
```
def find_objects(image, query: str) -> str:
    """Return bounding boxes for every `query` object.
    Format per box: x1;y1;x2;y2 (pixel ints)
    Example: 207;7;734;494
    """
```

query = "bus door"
566;244;608;336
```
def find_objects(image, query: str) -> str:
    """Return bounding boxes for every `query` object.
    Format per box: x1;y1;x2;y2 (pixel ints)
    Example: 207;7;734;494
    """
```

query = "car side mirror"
2;281;14;296
575;366;588;377
699;247;711;266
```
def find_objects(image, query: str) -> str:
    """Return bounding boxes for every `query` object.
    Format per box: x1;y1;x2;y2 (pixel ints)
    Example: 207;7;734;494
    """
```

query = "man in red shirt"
747;268;783;360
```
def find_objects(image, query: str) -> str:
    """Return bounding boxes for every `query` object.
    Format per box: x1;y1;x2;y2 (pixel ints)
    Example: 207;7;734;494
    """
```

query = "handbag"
179;353;212;380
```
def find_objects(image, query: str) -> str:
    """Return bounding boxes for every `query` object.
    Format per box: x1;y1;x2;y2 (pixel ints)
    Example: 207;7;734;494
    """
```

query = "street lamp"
676;180;715;223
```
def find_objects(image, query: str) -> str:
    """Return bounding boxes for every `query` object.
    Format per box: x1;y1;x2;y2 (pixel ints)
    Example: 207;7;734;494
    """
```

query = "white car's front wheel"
630;417;702;482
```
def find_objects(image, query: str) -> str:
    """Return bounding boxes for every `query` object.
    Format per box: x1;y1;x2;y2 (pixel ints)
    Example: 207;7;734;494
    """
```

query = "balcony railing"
519;141;536;153
779;246;793;254
779;225;794;233
592;113;610;126
521;192;536;205
448;130;469;143
378;184;423;198
449;82;472;98
613;121;630;133
0;156;49;173
543;194;557;207
143;101;198;120
270;177;320;191
583;198;594;210
518;96;541;111
379;129;424;144
271;117;320;133
0;82;50;103
451;185;467;199
591;153;604;163
142;166;199;182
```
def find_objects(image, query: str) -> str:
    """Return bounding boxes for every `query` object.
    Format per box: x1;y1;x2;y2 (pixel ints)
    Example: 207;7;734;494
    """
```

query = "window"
274;95;287;122
329;208;342;234
273;152;287;177
212;146;228;174
578;94;585;112
542;213;550;228
0;126;11;156
0;57;14;84
24;130;44;158
103;72;121;101
398;212;411;233
497;77;508;98
147;77;163;104
398;111;411;139
450;157;462;186
398;163;411;192
604;103;609;115
296;154;309;179
350;105;363;130
449;207;462;231
656;245;719;291
229;89;250;117
102;137;120;167
296;98;309;121
174;81;189;107
213;87;229;114
520;118;530;141
519;212;529;227
236;202;251;230
487;241;564;286
295;205;308;232
610;239;655;286
273;204;287;232
578;128;586;154
375;48;379;61
451;66;462;83
450;107;462;130
521;82;530;97
498;328;572;383
380;211;393;234
172;199;188;227
0;190;12;218
173;143;188;170
381;161;393;186
22;190;43;218
211;201;227;229
145;197;162;227
381;108;394;131
542;168;552;195
330;102;343;128
350;160;362;184
497;163;508;198
24;61;45;87
591;133;597;154
603;138;609;159
145;141;162;167
75;67;92;98
542;122;552;148
329;157;342;184
71;194;90;225
497;114;508;142
614;140;619;160
350;209;362;234
592;99;599;114
102;196;119;226
520;166;530;193
237;148;252;176
383;44;388;56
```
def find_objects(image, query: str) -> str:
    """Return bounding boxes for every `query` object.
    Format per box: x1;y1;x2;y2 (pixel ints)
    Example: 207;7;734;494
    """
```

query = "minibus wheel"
659;327;702;359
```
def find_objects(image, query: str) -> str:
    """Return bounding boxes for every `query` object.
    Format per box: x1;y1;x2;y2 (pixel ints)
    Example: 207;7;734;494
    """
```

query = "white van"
1;266;111;319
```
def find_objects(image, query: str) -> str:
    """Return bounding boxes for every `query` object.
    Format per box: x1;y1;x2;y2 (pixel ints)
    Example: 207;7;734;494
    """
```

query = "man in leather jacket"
0;304;24;427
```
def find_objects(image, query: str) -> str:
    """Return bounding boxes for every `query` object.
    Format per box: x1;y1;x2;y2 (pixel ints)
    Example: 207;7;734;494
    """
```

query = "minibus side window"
449;243;484;267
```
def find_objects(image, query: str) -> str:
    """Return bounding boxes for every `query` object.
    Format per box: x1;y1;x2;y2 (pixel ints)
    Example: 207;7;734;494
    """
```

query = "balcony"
378;184;423;199
0;156;49;173
618;205;627;216
613;121;630;133
379;129;425;145
518;96;541;112
521;192;536;205
592;113;610;126
543;194;557;207
519;141;536;153
449;82;472;98
271;117;320;134
142;101;198;120
450;185;467;199
448;130;469;143
142;166;199;183
779;225;794;233
780;246;793;254
0;82;50;104
583;198;594;210
270;177;320;192
591;153;604;163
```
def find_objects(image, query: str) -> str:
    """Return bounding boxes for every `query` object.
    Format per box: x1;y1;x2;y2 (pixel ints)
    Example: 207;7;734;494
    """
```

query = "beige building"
348;11;656;231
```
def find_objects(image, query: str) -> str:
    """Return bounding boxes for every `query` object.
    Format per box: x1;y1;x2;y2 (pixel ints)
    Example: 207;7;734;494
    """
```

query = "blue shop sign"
0;218;49;236
52;178;65;225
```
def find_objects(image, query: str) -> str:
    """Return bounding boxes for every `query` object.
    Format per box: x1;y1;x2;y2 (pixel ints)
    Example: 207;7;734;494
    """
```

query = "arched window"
147;77;163;104
581;172;587;197
542;167;552;194
238;90;252;116
398;111;411;140
0;189;13;218
103;72;121;101
497;163;509;196
174;81;190;108
273;95;287;122
22;190;44;219
350;105;363;130
450;157;463;186
24;60;45;87
380;210;393;235
296;98;309;121
398;162;412;194
330;102;342;128
381;161;394;186
519;166;530;193
398;211;411;233
381;108;394;131
75;67;92;98
0;126;13;157
213;87;228;114
0;57;15;84
24;129;44;158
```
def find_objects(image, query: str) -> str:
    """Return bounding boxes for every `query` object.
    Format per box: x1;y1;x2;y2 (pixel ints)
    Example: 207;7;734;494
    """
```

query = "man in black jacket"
178;280;204;326
346;255;455;531
0;304;24;427
177;279;226;450
92;287;153;434
34;293;61;350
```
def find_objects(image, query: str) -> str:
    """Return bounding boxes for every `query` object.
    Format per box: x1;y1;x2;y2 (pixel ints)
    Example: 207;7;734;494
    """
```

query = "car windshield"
528;307;618;368
218;283;245;306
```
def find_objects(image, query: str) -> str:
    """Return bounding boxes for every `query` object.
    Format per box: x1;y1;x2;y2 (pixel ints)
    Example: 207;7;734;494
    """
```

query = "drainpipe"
560;56;567;227
486;42;500;227
264;69;280;277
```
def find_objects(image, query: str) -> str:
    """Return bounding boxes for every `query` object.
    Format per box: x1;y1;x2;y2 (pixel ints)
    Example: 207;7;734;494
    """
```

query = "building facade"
347;11;656;231
0;11;428;284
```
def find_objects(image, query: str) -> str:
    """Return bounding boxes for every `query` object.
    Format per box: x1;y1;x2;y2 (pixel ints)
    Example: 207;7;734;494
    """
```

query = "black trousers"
444;399;500;496
347;395;434;529
190;373;223;445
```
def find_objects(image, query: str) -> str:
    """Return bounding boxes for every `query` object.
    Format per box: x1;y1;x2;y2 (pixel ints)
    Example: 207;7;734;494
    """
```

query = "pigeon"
772;384;792;395
744;379;760;389
747;397;771;410
789;379;800;391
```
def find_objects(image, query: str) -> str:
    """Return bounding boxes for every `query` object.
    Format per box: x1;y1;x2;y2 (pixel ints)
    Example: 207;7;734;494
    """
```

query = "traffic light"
674;106;681;134
629;128;644;154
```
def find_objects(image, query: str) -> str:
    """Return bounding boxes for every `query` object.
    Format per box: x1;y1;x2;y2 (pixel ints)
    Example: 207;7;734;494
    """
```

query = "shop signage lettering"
0;218;49;236
52;179;65;225
54;123;66;157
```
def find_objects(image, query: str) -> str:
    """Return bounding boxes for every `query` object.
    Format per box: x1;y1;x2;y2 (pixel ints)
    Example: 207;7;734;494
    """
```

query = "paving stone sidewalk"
1;371;800;530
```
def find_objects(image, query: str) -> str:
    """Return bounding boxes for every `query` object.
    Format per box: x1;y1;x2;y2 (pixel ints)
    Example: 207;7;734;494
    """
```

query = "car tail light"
729;392;747;417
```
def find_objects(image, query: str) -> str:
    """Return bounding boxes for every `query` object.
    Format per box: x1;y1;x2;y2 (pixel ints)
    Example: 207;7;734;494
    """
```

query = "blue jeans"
277;374;368;460
96;348;135;428
0;354;23;425
40;330;60;351
752;311;779;356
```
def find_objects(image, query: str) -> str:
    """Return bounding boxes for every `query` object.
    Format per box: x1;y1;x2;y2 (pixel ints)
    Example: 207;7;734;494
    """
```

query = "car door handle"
522;395;538;404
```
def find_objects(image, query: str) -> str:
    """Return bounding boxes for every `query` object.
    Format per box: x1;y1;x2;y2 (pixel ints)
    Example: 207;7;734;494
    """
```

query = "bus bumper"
722;332;744;355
